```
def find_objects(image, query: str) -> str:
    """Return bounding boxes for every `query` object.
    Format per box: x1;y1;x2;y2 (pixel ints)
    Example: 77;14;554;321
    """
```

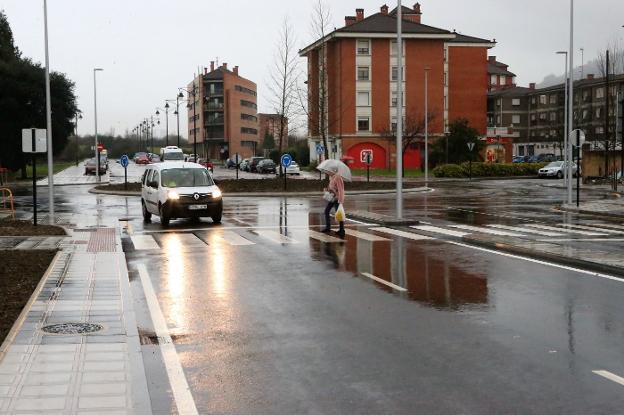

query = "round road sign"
120;155;129;168
281;153;293;168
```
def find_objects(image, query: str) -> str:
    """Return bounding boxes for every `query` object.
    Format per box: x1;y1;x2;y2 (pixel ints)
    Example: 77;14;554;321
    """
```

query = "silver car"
538;161;580;179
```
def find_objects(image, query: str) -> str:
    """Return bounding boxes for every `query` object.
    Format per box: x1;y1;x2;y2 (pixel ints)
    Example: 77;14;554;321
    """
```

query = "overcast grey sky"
2;0;623;137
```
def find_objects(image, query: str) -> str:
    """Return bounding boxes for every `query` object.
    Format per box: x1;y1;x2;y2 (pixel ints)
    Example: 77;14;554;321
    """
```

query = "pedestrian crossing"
126;220;623;252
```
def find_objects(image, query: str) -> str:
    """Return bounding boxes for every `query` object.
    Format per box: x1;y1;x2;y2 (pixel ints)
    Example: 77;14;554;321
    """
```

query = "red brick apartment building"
300;3;495;169
488;56;516;92
186;62;259;160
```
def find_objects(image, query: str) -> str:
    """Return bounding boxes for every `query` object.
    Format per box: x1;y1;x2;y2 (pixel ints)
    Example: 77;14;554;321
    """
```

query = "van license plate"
189;204;207;210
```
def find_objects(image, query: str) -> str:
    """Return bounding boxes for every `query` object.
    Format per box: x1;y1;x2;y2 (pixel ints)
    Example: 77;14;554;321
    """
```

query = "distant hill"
538;59;604;88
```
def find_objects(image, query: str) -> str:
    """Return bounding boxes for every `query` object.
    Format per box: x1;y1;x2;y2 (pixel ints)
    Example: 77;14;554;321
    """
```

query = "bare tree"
268;17;300;174
381;113;437;176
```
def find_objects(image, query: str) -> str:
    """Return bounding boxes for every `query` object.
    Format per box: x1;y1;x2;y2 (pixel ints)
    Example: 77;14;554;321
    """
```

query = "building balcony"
206;117;225;126
205;103;224;111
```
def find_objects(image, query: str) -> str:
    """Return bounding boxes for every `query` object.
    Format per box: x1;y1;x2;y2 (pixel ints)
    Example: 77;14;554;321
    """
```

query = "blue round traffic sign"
316;144;324;155
281;153;293;168
120;155;129;168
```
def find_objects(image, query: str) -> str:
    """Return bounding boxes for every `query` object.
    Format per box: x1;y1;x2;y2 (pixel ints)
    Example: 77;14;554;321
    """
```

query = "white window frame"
490;74;497;85
595;88;605;99
357;39;370;55
512;115;521;124
512;98;521;106
357;91;370;107
357;66;370;81
357;117;370;132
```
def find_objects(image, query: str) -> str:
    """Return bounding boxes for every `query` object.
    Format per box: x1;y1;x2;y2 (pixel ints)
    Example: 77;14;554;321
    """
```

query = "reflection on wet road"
13;179;624;413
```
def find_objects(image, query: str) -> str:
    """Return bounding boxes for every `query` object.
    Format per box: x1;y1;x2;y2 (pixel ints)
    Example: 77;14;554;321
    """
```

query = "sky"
2;0;624;138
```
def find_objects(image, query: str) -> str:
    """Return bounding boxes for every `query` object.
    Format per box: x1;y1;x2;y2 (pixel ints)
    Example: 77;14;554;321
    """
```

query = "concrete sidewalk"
37;164;110;187
0;228;151;414
560;198;624;219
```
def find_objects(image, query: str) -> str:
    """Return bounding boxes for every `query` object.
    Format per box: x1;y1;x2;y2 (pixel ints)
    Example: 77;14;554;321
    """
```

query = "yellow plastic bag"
335;205;346;222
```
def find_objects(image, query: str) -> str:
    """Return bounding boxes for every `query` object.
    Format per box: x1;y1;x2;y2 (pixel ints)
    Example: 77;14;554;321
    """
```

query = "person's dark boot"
337;223;346;238
321;228;332;234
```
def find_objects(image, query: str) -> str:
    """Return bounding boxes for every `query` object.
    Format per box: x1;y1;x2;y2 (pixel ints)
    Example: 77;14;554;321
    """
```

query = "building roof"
488;86;533;97
451;33;495;45
488;62;516;77
530;73;624;95
336;12;451;35
389;5;418;16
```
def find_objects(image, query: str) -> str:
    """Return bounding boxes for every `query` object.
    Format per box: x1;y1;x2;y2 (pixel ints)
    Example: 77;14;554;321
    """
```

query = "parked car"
256;159;277;174
186;154;198;163
531;153;557;163
249;157;265;173
239;159;250;171
286;161;301;175
84;158;107;175
135;153;150;165
140;161;223;227
225;158;237;169
134;152;147;163
196;158;214;173
538;161;580;179
512;155;529;163
160;146;184;161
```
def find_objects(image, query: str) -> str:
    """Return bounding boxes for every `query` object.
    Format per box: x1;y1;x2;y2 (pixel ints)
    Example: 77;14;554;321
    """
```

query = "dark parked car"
249;157;265;173
513;155;529;163
530;153;556;163
84;158;107;175
225;158;237;169
239;159;250;171
256;159;277;174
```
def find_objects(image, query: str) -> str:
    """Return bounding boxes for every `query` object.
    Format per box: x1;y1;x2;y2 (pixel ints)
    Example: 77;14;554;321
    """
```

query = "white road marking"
411;225;469;238
346;218;375;226
218;231;255;246
344;229;391;242
131;235;160;250
254;230;299;244
137;264;198;415
593;370;624;387
174;234;207;247
308;230;344;243
361;273;407;292
487;224;565;237
525;224;607;236
142;224;337;234
446;241;624;284
372;227;433;241
586;222;624;231
537;238;624;243
449;224;525;237
557;223;622;234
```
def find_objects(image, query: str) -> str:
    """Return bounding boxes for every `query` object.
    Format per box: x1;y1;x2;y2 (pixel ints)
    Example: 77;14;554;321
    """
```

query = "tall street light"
43;0;54;224
74;112;82;166
567;0;575;204
176;92;184;147
557;51;569;189
424;66;431;188
396;0;404;218
156;103;170;146
93;68;103;182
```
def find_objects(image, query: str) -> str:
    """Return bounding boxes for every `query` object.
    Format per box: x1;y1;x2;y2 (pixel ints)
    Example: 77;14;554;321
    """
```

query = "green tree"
0;11;77;172
430;118;483;166
262;132;275;150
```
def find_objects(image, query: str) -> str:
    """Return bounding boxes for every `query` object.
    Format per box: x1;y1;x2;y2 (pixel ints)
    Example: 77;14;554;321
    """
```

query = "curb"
463;236;624;277
0;250;64;362
88;186;432;197
556;206;624;219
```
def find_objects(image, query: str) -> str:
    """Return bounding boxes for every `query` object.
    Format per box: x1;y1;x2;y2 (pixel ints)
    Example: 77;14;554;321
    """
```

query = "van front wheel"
159;205;170;227
142;200;151;222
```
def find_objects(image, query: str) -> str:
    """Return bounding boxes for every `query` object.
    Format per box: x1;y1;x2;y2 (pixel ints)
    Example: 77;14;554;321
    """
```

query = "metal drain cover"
42;323;103;335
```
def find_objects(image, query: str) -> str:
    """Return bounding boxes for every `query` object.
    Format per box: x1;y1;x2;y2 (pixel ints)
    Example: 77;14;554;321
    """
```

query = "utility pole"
43;0;54;224
605;50;610;182
395;0;403;219
567;0;574;205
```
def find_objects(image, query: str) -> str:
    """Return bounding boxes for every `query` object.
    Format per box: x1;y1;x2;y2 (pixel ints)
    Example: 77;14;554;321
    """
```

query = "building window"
391;91;404;107
512;98;521;106
357;39;370;55
496;115;501;125
583;90;590;101
490;75;497;85
549;95;557;104
595;126;604;134
241;113;258;122
357;66;370;81
596;87;605;99
391;66;404;81
241;140;257;148
240;100;257;109
539;95;547;104
390;40;404;56
595;107;602;118
497;99;502;107
241;127;258;135
582;109;589;120
235;85;257;96
357;117;370;132
530;114;536;121
357;91;370;106
512;115;521;124
500;75;506;84
539;113;547;120
549;112;556;121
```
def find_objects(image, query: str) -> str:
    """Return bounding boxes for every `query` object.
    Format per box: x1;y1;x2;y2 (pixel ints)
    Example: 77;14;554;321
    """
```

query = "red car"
197;158;214;173
135;154;150;165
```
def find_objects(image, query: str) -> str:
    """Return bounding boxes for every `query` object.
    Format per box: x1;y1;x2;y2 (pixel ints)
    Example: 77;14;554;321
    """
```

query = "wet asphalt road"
10;179;624;414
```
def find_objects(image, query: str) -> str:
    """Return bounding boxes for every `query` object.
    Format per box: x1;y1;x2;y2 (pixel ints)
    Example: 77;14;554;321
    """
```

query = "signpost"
22;128;47;226
233;153;241;180
570;129;586;207
316;144;324;180
467;141;476;181
281;153;292;191
362;150;373;182
120;155;129;191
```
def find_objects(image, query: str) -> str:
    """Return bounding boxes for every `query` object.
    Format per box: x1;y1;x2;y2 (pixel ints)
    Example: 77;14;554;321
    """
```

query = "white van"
141;161;223;227
160;146;185;161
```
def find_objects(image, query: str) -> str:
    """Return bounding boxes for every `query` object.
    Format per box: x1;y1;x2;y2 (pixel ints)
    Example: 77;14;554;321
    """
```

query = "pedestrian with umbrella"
317;159;352;238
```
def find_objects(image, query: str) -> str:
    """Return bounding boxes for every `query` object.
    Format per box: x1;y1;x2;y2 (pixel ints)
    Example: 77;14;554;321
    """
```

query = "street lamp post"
176;92;183;147
557;51;569;188
567;0;575;204
93;68;103;182
43;0;54;224
396;0;404;218
424;67;431;187
74;112;82;166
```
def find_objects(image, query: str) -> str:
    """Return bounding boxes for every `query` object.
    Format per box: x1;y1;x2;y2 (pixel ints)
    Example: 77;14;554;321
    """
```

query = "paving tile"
22;372;73;385
2;353;28;363
20;383;70;396
33;353;75;363
85;344;126;352
0;385;11;395
78;395;126;409
81;372;125;383
37;344;80;353
0;364;24;374
83;361;125;372
0;374;17;385
30;361;74;373
79;382;127;395
84;352;125;361
15;396;66;410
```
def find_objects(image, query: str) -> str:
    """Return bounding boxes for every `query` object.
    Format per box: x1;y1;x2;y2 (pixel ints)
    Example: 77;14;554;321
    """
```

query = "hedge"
432;162;547;178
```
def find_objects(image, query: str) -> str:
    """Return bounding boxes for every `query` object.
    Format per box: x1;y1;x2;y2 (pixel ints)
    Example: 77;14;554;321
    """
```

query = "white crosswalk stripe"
131;235;160;250
371;227;433;241
411;225;469;238
556;223;622;234
344;229;391;242
217;231;256;246
586;222;624;232
308;230;344;243
449;224;525;237
254;230;298;244
487;224;565;237
525;224;607;236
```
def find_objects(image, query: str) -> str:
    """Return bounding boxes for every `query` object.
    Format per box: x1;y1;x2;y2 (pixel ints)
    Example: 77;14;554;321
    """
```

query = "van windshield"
163;152;184;161
161;168;214;188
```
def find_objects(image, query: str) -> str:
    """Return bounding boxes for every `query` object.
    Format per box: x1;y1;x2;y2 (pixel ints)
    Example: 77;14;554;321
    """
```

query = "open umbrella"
317;159;352;182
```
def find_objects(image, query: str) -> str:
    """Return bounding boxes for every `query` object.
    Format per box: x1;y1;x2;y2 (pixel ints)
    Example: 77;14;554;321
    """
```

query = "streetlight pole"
43;0;54;224
396;0;403;219
164;103;170;146
580;47;584;80
93;68;103;183
74;112;82;166
176;92;183;147
567;0;574;205
557;51;568;188
425;67;431;188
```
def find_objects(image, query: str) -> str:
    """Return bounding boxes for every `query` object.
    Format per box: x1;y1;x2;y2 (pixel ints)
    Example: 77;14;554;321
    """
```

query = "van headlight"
168;190;180;200
212;188;222;199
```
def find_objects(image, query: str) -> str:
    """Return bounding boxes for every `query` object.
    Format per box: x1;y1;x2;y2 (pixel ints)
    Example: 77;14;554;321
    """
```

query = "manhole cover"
41;323;103;335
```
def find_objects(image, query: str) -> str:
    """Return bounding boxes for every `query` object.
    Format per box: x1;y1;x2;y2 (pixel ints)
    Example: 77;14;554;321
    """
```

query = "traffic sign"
97;143;104;152
569;129;586;146
120;155;129;168
22;129;47;153
467;142;476;152
316;144;324;155
281;153;293;168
